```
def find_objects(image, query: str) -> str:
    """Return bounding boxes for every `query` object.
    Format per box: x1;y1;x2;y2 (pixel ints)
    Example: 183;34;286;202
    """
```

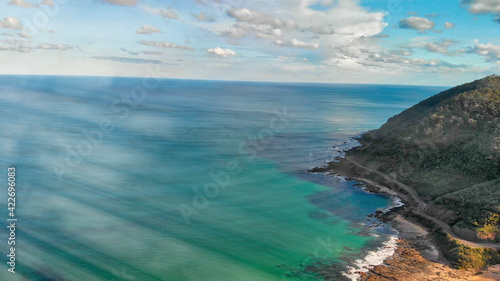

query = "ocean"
0;76;446;281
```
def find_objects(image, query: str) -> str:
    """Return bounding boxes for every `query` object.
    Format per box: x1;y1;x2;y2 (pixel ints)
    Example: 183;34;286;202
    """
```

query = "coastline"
310;137;499;281
358;215;500;281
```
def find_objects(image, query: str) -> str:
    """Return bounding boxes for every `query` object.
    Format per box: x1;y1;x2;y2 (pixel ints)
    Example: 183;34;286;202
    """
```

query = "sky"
0;0;499;86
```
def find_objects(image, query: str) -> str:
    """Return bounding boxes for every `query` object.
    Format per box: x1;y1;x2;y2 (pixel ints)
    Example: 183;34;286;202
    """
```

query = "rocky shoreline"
358;239;475;281
357;217;499;281
311;155;499;280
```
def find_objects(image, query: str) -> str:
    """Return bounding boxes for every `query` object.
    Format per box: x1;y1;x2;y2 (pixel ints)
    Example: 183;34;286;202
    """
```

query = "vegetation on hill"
434;230;500;270
354;75;500;239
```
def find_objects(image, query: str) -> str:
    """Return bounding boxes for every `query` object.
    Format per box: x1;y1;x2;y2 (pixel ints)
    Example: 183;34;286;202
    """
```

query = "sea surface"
0;76;445;281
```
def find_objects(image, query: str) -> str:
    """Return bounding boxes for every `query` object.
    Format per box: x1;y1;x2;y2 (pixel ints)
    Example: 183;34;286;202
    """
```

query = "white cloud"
120;47;139;55
140;5;179;20
17;32;31;38
0;45;32;52
277;55;308;62
470;43;500;62
217;0;388;75
362;50;471;72
303;26;336;35
388;49;414;56
218;0;388;72
227;8;298;31
222;0;384;43
161;10;179;20
222;27;246;39
444;22;455;29
103;0;137;6
425;41;451;54
208;47;236;57
37;43;73;50
275;38;319;49
195;0;223;6
17;46;31;52
9;0;38;8
425;39;466;56
461;0;500;15
0;41;74;53
141;50;163;55
91;56;162;64
194;12;215;22
136;25;161;34
223;22;284;40
139;40;194;50
399;17;435;32
0;40;31;52
294;0;387;37
319;34;478;75
121;47;164;55
0;17;23;30
42;0;54;6
222;7;297;42
3;0;488;84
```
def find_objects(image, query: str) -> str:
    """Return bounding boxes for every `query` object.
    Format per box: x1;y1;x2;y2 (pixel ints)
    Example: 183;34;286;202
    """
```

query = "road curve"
345;156;500;250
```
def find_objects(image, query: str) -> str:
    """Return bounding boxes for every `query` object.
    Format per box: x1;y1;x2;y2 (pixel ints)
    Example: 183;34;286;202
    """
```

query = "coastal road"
345;156;500;250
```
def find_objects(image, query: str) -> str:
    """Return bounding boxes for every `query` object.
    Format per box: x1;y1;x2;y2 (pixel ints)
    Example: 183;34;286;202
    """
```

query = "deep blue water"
0;76;446;280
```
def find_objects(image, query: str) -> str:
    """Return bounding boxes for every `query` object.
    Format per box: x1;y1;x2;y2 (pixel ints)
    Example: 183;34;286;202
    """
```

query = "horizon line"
0;73;454;88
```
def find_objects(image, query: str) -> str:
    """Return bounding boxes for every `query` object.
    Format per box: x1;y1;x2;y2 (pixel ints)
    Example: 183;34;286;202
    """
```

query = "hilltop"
314;75;500;271
360;75;500;235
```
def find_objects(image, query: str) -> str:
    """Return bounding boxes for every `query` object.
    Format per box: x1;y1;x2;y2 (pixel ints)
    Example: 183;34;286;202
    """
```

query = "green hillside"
356;75;500;238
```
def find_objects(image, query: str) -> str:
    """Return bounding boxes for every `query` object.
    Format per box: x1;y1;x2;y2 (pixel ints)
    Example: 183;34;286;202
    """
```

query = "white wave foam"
311;136;402;280
376;195;405;215
342;235;398;281
389;196;404;209
334;175;348;182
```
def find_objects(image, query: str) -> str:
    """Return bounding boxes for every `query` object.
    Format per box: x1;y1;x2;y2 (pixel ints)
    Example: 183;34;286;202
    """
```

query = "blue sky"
0;0;499;85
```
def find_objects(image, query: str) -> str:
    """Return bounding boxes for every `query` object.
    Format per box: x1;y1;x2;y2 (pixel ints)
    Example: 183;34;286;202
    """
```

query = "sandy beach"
357;206;500;280
358;214;500;280
472;265;500;281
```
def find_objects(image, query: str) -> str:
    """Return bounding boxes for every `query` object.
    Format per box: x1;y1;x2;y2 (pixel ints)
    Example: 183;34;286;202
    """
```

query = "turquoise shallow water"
0;76;445;280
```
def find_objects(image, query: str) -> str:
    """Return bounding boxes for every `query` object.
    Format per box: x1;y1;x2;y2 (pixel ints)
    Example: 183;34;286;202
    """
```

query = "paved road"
345;156;500;250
